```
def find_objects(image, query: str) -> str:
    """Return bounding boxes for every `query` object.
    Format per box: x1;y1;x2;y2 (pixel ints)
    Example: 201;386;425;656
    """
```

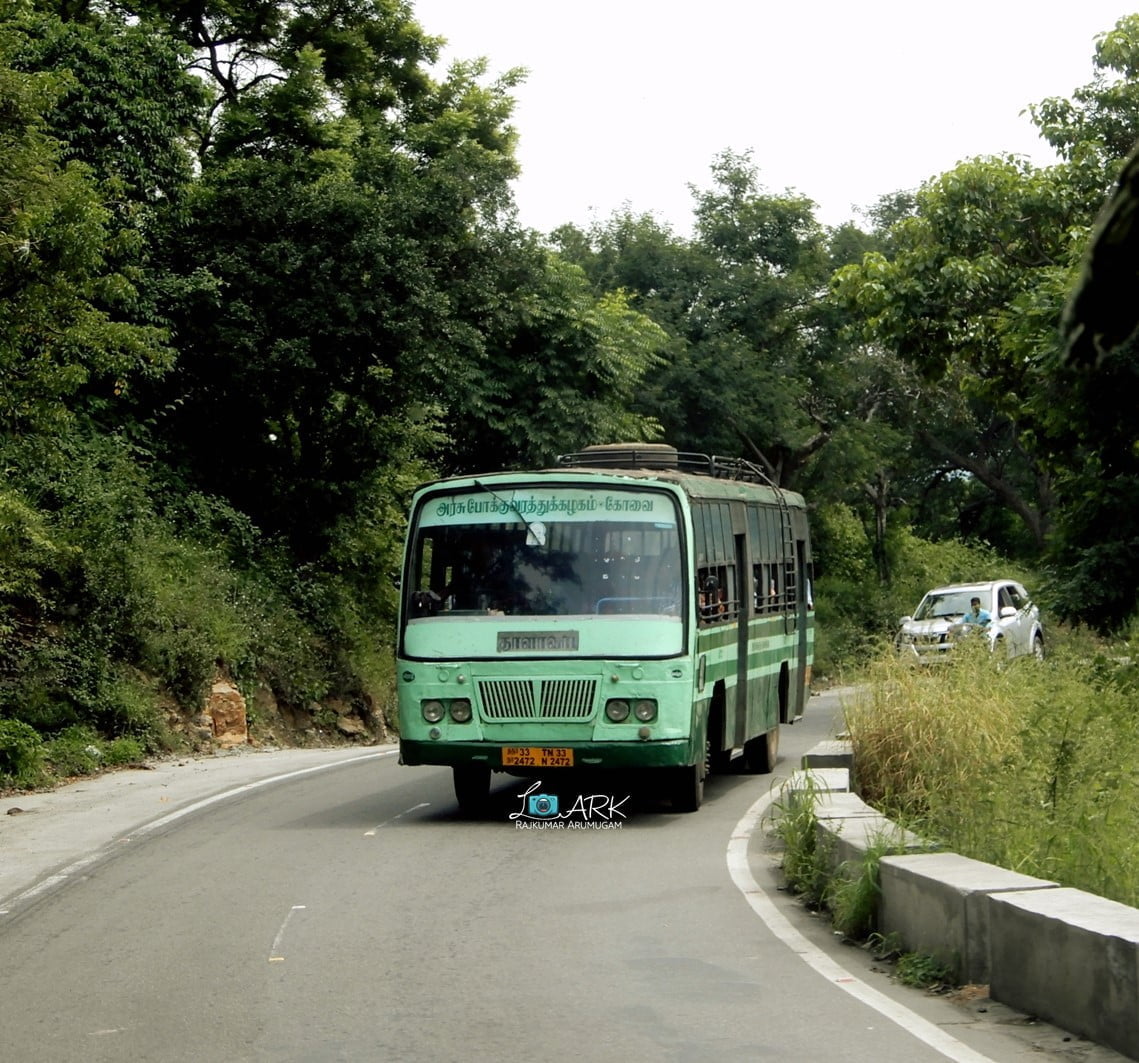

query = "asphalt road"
0;692;1125;1063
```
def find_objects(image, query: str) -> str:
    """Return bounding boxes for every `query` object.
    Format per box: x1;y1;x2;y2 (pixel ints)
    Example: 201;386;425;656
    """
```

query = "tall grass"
845;635;1139;907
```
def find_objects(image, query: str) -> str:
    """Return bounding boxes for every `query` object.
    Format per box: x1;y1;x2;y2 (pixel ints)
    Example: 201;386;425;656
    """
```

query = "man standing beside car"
963;597;991;627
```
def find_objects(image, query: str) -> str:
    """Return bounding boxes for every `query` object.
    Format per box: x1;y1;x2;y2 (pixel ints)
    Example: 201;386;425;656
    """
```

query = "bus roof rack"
557;444;776;487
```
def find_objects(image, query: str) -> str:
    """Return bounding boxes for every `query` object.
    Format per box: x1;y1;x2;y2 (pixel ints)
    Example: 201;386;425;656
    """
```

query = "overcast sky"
411;1;1136;234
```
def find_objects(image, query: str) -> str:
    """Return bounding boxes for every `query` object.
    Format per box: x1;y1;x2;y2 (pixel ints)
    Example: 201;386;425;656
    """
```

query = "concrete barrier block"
812;791;879;820
816;812;928;874
801;739;853;771
878;853;1058;984
989;887;1139;1060
782;768;850;812
787;767;850;793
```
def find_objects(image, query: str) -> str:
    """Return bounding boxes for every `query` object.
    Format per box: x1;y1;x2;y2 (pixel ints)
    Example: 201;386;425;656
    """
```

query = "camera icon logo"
527;793;559;817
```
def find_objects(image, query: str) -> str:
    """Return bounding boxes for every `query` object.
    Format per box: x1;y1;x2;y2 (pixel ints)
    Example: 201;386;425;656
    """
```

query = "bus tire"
743;726;779;774
706;686;731;773
453;764;491;814
708;745;732;774
670;762;705;812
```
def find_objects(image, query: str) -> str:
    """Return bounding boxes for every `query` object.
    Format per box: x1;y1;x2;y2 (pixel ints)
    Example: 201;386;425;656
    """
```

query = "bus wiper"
473;480;547;546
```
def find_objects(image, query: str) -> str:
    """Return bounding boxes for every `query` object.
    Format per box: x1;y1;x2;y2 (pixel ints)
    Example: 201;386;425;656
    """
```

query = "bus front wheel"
670;762;705;812
743;726;779;774
453;764;491;814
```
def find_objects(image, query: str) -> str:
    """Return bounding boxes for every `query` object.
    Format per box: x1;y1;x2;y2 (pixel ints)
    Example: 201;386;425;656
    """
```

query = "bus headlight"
605;699;631;722
422;700;445;723
449;698;472;723
633;699;657;722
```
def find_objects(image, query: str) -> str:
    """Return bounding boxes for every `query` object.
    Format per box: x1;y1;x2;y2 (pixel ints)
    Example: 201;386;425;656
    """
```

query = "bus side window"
755;563;777;613
698;565;737;622
720;564;738;620
756;560;774;610
698;570;721;623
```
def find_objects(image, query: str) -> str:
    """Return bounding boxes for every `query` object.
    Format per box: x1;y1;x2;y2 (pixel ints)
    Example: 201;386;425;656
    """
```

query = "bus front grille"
477;678;598;721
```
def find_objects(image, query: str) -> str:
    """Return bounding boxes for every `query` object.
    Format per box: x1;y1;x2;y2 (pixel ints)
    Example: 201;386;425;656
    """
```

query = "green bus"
396;444;814;812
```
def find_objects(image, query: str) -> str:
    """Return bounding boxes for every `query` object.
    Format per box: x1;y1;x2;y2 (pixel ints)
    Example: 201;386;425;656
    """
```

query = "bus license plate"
502;747;574;768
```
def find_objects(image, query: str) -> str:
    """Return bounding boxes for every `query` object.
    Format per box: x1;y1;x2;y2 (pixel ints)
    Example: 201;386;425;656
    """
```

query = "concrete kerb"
877;853;1057;985
792;738;1139;1062
989;887;1139;1062
801;739;855;771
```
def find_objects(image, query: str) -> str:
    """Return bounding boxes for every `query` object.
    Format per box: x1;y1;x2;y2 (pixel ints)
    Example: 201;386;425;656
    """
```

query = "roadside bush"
95;670;170;749
102;735;146;766
774;776;919;942
0;718;46;787
845;635;1139;907
0;487;74;639
0;637;91;732
43;725;105;778
827;843;887;940
122;531;252;706
812;574;894;680
0;428;401;775
772;779;830;907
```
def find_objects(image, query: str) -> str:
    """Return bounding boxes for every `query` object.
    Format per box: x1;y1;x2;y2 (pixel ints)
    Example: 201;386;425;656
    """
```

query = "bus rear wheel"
743;726;779;774
453;764;491;814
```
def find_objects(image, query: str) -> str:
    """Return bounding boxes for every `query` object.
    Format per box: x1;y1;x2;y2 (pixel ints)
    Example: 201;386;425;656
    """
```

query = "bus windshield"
404;486;683;622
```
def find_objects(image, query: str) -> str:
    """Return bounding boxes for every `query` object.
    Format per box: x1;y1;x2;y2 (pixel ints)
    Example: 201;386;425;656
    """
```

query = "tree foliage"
0;0;673;741
833;12;1139;629
557;152;852;489
0;21;172;434
7;0;1139;758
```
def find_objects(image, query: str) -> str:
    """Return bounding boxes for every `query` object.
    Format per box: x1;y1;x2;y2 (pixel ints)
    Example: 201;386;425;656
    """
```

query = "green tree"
442;239;665;473
141;3;662;556
0;24;171;434
7;6;202;202
832;13;1139;628
558;153;842;489
831;153;1095;553
1030;15;1139;629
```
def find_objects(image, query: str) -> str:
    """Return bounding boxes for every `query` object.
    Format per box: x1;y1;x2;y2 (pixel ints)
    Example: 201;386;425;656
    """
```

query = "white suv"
897;579;1045;663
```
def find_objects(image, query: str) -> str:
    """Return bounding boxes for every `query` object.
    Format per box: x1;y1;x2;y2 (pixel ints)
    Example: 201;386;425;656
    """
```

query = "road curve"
0;693;1122;1062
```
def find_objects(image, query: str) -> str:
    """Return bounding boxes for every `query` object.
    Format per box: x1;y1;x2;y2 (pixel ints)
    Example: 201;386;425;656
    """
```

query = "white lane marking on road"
364;802;430;835
269;904;307;962
727;787;998;1063
1;750;396;915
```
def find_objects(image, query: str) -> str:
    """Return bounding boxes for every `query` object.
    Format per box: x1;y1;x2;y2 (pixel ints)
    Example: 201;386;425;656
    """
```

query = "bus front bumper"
399;738;697;771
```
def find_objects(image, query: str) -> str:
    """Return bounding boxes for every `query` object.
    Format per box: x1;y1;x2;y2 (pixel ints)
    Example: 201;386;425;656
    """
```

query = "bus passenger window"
698;571;720;622
699;566;738;622
753;564;765;611
719;564;738;620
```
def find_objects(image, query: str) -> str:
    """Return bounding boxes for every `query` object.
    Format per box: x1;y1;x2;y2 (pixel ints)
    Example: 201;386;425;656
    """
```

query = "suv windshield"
913;590;979;621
